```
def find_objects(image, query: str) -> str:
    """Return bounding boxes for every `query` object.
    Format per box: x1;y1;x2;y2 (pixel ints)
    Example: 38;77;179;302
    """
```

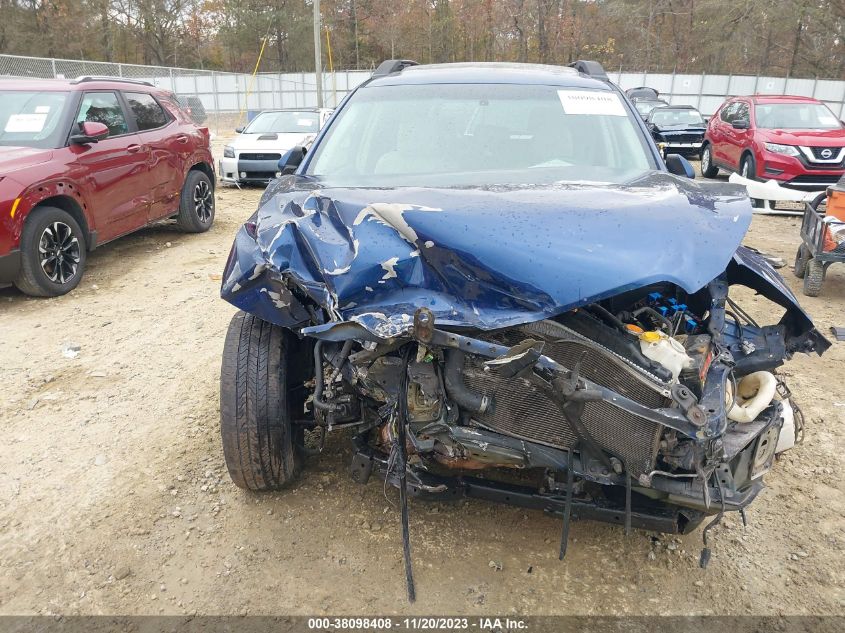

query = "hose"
587;303;630;332
443;350;491;414
396;344;416;601
632;306;673;332
312;339;353;412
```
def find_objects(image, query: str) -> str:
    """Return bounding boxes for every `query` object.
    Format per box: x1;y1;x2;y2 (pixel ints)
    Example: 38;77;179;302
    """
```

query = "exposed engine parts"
296;275;822;598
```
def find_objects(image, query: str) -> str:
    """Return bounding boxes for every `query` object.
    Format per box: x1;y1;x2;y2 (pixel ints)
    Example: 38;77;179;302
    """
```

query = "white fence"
1;53;844;118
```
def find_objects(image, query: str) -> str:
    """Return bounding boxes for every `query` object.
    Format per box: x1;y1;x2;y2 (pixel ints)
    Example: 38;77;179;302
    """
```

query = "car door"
124;91;189;222
68;90;151;241
710;101;737;166
723;101;751;170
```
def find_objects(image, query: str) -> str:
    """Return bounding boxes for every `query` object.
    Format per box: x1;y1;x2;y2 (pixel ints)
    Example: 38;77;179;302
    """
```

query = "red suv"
0;77;215;296
701;95;845;190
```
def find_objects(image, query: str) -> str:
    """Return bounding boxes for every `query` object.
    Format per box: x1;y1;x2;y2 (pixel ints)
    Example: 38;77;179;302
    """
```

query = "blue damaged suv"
216;60;828;594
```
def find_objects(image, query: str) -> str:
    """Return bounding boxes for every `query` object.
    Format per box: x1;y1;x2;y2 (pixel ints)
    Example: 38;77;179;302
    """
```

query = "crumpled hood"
0;146;53;175
221;172;753;337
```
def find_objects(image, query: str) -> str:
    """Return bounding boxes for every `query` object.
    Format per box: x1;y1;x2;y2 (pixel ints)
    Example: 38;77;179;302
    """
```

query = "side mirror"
235;126;244;133
665;153;695;179
731;119;750;130
70;121;109;144
278;146;307;175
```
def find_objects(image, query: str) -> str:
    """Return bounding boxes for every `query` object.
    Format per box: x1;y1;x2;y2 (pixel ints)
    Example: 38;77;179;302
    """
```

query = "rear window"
125;92;169;131
0;90;69;148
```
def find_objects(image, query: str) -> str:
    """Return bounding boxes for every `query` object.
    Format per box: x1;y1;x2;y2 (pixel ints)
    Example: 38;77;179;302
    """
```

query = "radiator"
462;320;669;477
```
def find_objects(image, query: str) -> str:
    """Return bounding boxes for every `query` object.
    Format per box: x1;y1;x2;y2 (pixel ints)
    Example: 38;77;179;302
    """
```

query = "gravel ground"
0;138;843;617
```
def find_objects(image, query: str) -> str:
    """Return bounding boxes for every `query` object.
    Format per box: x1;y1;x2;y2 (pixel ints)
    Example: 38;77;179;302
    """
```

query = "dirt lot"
0;138;843;617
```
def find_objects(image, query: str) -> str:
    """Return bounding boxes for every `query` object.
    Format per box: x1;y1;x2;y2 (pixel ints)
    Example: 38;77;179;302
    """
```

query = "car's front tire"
14;206;86;297
740;153;757;181
220;311;304;491
700;144;719;178
176;170;215;233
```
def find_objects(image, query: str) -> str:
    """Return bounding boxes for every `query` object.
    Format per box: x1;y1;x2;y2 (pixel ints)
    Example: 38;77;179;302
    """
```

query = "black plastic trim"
0;249;21;283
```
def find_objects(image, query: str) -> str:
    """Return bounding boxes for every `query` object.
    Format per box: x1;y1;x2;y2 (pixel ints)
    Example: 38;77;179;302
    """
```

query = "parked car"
0;76;215;297
702;95;845;189
626;86;659;101
646;105;707;158
218;60;828;590
633;98;670;121
219;108;332;185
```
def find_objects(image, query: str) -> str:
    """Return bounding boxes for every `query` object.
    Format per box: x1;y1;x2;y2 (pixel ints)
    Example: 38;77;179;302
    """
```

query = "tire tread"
220;311;301;491
803;259;824;297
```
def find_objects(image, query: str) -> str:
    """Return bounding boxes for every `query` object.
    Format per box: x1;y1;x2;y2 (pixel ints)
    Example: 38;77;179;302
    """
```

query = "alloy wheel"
194;180;213;223
702;148;710;172
38;221;80;284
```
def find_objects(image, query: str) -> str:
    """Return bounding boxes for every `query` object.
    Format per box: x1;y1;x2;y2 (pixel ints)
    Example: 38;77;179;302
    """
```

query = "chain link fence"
2;53;844;134
0;53;344;135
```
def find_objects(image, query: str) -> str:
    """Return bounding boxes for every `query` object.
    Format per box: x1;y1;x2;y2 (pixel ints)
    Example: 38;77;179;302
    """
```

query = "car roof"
254;108;332;113
726;95;822;105
654;104;698;110
366;62;611;90
749;95;822;105
0;76;170;94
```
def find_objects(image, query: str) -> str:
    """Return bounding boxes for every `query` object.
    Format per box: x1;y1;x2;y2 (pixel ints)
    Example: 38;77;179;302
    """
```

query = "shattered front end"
220;176;829;569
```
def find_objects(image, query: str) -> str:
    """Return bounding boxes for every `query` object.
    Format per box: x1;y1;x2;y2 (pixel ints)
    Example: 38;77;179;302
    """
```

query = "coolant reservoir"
639;331;692;381
727;371;777;423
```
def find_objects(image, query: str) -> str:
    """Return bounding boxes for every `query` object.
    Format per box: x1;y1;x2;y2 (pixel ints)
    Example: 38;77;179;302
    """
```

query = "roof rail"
567;60;608;81
372;59;419;78
70;75;154;87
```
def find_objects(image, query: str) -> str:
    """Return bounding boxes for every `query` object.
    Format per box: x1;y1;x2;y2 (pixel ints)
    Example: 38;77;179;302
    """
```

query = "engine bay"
299;265;824;567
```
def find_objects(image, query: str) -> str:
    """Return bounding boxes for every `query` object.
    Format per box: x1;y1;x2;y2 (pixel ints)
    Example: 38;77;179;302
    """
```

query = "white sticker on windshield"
35;105;51;113
4;113;47;133
557;90;627;116
297;118;314;126
819;115;838;126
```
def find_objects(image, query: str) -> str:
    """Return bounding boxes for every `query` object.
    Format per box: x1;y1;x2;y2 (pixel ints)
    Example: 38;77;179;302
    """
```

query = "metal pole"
211;71;220;137
313;0;323;108
669;68;676;105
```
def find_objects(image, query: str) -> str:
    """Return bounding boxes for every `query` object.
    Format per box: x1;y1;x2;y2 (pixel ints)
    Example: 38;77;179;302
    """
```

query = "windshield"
0;91;69;148
245;111;320;134
754;103;842;130
650;109;704;126
306;83;654;187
